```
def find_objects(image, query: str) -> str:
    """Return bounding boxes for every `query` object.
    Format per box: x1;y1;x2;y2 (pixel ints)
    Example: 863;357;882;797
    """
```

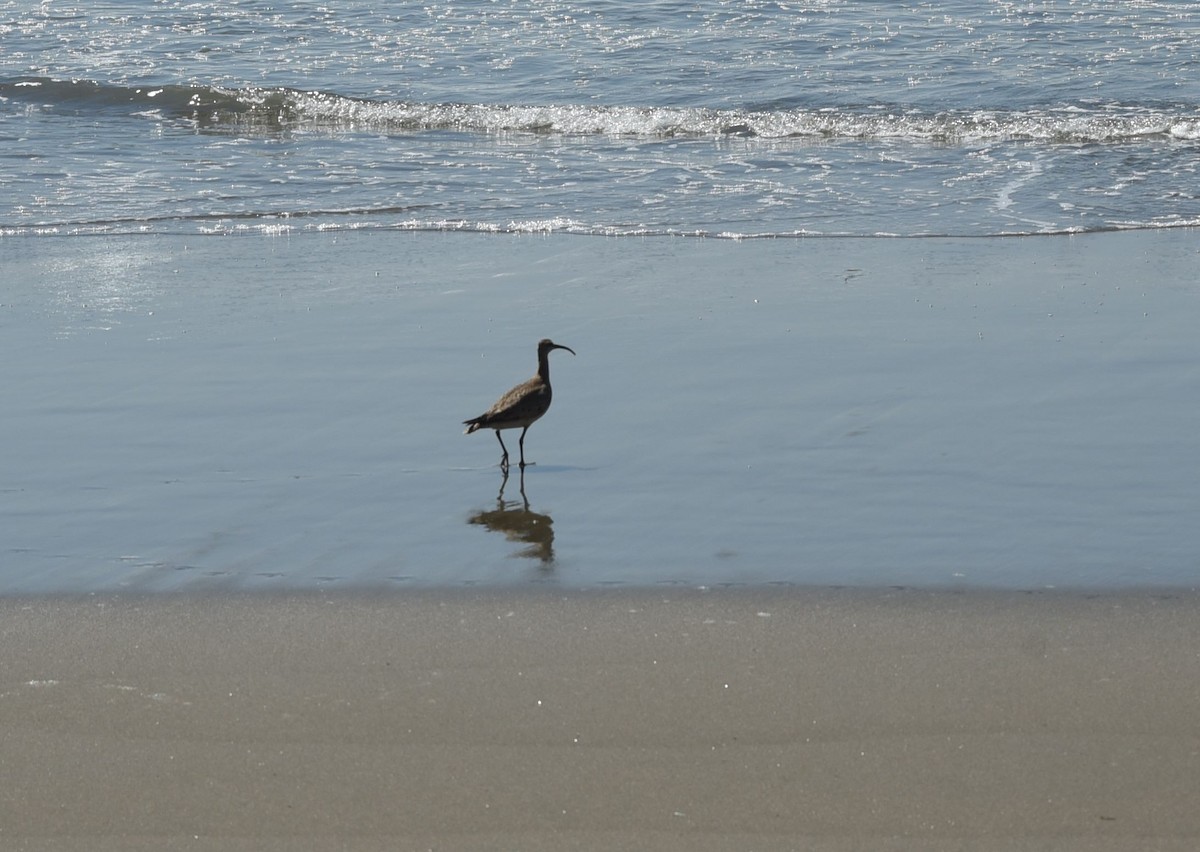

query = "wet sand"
3;588;1199;850
4;229;1200;592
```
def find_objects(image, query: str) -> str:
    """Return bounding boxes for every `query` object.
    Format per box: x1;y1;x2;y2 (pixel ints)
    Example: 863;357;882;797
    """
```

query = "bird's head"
539;338;576;357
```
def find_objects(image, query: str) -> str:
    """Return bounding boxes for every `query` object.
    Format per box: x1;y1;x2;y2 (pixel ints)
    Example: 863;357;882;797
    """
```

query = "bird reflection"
467;469;556;566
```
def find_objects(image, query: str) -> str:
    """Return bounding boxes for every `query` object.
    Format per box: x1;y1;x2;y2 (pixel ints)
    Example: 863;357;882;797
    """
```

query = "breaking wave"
4;77;1198;143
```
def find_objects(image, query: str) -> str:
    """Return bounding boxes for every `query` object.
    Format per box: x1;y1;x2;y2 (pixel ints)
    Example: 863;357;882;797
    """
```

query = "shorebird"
463;338;575;471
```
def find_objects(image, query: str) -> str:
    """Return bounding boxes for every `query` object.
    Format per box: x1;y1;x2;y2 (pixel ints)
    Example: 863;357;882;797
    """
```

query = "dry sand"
2;587;1198;850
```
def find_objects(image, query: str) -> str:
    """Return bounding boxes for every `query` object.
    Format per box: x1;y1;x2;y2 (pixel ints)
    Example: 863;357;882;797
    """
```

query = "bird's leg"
518;426;530;468
494;430;510;471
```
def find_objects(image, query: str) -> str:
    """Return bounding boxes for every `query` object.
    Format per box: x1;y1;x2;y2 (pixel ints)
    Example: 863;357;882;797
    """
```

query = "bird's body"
464;338;575;470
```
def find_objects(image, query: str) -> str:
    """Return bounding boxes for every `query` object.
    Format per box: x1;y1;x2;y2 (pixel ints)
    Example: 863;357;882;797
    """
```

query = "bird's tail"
463;418;483;435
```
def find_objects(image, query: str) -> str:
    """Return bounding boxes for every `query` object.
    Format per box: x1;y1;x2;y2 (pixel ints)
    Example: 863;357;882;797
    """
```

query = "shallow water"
3;230;1198;593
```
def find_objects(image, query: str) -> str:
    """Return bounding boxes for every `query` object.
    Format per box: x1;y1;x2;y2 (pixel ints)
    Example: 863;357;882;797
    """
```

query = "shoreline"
3;577;1199;602
4;586;1198;849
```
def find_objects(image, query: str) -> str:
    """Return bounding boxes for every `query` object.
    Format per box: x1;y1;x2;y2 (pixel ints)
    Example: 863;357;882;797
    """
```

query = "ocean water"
2;0;1199;238
3;2;1200;594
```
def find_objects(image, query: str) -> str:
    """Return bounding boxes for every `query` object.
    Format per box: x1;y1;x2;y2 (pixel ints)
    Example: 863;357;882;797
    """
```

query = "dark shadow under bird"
463;338;575;471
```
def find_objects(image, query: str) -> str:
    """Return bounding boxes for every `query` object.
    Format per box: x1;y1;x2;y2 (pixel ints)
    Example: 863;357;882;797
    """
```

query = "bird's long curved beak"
553;343;576;356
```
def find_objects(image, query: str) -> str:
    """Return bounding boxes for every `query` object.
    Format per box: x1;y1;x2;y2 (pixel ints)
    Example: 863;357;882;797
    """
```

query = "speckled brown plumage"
464;338;575;470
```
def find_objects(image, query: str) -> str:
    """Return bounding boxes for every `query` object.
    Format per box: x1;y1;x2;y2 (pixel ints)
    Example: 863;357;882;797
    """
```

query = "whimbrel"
463;338;575;471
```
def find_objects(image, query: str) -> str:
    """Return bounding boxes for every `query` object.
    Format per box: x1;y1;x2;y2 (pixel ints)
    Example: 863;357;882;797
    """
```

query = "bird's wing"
477;377;548;425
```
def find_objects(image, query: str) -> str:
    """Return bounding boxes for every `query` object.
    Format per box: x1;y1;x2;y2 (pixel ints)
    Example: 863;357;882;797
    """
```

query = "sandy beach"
5;3;1199;846
4;229;1199;848
2;587;1198;850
